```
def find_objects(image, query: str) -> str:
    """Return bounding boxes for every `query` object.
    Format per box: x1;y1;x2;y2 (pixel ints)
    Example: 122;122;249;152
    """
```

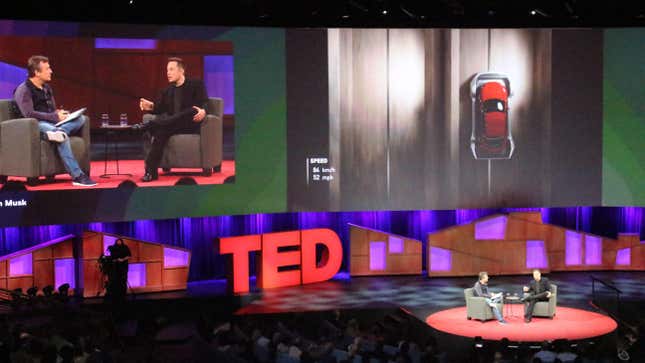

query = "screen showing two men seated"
0;24;288;227
2;36;235;188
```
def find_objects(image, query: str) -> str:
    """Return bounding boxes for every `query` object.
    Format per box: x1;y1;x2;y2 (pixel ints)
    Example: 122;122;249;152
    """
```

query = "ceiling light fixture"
530;8;549;17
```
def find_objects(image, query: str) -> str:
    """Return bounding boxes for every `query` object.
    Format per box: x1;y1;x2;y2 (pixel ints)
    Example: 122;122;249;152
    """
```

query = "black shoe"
72;174;97;187
132;120;153;131
141;172;158;182
524;318;531;323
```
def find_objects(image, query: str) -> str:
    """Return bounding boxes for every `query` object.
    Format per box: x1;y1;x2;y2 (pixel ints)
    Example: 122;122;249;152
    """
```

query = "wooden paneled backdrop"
349;224;422;276
0;36;232;127
82;231;190;297
428;212;644;277
0;231;191;297
0;235;75;293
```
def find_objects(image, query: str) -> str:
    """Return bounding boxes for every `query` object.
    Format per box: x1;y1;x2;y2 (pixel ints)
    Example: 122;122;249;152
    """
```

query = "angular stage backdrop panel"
0;235;75;293
428;211;644;277
349;224;422;276
81;231;191;297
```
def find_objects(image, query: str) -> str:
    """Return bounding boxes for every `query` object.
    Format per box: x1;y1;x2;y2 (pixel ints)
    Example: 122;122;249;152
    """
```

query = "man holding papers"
473;271;508;324
13;55;97;186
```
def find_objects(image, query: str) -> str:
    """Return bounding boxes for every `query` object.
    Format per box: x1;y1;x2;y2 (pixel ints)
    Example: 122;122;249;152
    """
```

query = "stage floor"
76;271;645;313
26;270;641;337
231;271;645;317
3;160;235;190
102;271;640;332
426;306;617;341
230;270;638;343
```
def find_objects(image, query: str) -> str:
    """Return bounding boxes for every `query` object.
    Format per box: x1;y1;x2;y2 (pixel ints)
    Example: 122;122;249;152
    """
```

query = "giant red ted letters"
218;228;343;294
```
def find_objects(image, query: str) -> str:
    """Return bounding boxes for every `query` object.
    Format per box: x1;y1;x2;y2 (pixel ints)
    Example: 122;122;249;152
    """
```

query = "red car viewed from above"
470;72;514;159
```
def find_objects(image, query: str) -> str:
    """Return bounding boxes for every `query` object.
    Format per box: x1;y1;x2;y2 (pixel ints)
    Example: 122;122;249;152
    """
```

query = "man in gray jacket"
473;271;507;324
13;55;96;186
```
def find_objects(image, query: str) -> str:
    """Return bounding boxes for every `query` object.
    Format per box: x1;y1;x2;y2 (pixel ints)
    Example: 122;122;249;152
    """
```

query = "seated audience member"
533;341;557;363
554;339;577;363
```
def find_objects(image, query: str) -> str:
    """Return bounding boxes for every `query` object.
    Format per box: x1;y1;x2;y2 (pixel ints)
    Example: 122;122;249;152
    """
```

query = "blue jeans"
485;295;504;321
38;116;85;179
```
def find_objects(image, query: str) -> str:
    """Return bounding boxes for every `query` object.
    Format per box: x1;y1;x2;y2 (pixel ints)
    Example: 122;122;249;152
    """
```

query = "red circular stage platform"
426;306;617;341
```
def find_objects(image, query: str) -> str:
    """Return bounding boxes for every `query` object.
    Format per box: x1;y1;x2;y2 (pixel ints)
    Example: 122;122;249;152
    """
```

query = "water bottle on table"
101;113;109;127
119;113;128;127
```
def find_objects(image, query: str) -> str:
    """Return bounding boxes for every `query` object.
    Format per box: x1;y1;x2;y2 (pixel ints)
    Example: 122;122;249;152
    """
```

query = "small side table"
504;295;523;319
99;124;133;178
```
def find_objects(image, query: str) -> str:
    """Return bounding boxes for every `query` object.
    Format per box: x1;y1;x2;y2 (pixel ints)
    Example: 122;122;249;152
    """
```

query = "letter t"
218;235;261;294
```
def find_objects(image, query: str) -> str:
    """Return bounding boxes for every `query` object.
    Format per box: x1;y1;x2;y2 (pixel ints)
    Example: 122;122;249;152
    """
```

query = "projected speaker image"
0;22;287;228
0;35;235;191
287;28;603;212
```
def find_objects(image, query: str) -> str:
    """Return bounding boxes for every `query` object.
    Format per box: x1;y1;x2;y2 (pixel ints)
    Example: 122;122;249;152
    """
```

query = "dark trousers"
145;109;198;173
106;263;128;303
524;291;549;320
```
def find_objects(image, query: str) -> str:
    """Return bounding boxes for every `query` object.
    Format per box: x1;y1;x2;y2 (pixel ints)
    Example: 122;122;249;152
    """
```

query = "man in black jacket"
106;238;131;304
521;269;553;323
135;57;208;181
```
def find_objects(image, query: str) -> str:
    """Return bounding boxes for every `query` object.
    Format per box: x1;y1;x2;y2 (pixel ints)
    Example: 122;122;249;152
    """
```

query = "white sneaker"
46;131;67;143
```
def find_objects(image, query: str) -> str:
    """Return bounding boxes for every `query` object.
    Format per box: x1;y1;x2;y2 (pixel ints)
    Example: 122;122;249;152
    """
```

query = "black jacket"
152;79;208;117
473;281;492;298
527;277;552;295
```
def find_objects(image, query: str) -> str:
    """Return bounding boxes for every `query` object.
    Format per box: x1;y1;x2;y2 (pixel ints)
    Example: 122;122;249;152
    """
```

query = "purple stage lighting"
0;61;26;99
164;247;189;268
620;207;643;233
103;235;118;255
369;241;386;271
94;38;157;49
565;231;583;265
526;240;548;268
475;216;507;240
615;248;631;266
388;236;404;253
456;209;492;225
0;20;79;36
430;247;452;271
128;263;146;287
9;253;32;276
585;235;602;265
204;55;234;114
54;259;75;289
